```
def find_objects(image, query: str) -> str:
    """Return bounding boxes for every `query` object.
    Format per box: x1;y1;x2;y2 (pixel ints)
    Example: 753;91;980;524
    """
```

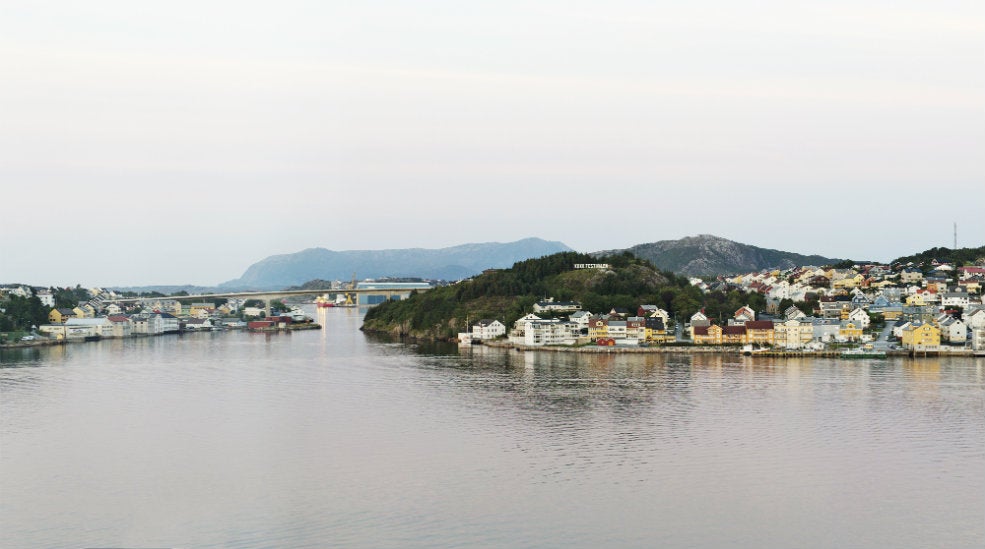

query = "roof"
745;321;774;330
723;325;747;335
65;318;109;326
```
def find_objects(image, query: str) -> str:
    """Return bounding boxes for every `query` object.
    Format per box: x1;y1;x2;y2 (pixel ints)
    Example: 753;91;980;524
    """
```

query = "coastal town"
457;261;985;356
0;288;319;345
3;255;985;357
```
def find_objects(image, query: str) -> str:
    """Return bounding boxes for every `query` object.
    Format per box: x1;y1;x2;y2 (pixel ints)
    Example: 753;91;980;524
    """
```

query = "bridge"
111;284;433;315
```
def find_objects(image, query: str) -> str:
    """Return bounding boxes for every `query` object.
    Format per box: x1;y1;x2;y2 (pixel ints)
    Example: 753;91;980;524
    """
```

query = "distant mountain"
602;234;842;276
221;238;574;290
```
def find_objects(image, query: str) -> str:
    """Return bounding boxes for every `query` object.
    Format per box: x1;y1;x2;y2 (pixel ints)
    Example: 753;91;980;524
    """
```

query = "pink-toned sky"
2;1;983;286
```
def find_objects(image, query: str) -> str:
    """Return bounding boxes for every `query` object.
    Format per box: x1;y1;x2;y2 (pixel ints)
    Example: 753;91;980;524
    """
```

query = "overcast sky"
2;1;983;287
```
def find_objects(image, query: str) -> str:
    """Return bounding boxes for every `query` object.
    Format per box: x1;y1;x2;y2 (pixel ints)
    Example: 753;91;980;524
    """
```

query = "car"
21;335;36;341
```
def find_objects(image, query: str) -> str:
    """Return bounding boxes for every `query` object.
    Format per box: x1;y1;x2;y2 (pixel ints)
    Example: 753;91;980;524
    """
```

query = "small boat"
315;295;335;308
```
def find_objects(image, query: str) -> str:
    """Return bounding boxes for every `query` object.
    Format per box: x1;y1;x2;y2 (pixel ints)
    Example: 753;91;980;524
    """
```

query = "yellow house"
644;319;670;343
882;308;903;321
72;304;95;319
588;318;608;341
745;321;775;346
839;321;863;341
48;308;75;324
833;274;865;290
190;303;216;318
693;325;723;345
901;323;941;349
961;280;981;293
905;294;926;306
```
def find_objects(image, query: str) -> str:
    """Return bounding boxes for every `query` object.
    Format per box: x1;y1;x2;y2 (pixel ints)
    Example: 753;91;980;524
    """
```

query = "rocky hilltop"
221;238;573;290
603;235;841;276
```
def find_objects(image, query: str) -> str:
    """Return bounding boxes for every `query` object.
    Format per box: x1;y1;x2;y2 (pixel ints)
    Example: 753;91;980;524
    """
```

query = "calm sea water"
2;307;983;549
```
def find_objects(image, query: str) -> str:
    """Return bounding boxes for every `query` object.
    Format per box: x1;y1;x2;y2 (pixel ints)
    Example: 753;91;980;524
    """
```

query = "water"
2;308;983;548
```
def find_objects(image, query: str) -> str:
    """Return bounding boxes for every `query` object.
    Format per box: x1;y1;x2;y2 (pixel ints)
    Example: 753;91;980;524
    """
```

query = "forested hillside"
361;251;767;340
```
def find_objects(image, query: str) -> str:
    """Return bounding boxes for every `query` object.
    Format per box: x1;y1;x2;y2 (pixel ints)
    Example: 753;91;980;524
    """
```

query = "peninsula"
362;249;985;356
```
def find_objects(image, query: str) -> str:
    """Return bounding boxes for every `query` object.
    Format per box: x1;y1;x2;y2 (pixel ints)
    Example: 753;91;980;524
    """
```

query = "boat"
741;344;766;356
315;295;335;308
840;348;887;359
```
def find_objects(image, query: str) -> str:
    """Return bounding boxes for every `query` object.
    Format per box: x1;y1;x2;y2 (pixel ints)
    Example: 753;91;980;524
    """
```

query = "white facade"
972;328;985;352
847;308;870;329
939;318;967;344
472;320;506;340
65;318;114;337
523;320;578;346
775;319;814;349
964;309;985;330
37;291;55;307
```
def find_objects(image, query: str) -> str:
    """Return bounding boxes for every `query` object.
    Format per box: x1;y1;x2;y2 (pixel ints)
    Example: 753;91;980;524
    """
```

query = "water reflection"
2;323;983;549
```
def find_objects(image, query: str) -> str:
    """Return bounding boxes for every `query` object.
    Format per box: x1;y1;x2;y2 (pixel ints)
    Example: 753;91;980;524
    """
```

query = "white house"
847;308;871;329
510;314;543;344
941;291;971;309
964;308;985;330
734;305;756;324
243;306;265;318
569;311;593;330
532;298;583;313
938;317;967;344
472;319;506;340
784;306;807;320
65;317;114;337
37;291;55;307
524;319;578;346
184;318;214;331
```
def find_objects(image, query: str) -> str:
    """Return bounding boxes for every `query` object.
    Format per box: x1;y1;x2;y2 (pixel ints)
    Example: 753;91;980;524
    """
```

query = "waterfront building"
901;323;941;350
774;318;814;349
472;319;506;340
693;325;723;345
745;320;775;346
644;317;669;343
48;308;76;324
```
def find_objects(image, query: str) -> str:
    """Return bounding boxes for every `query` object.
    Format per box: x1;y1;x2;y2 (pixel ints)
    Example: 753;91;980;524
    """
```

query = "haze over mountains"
220;238;573;289
216;235;843;291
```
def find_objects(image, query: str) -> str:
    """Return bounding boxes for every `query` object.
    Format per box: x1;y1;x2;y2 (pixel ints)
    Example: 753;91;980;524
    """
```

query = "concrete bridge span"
112;285;433;315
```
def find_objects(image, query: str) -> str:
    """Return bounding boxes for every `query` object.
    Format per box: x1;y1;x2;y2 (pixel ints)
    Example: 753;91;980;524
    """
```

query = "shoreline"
478;339;979;358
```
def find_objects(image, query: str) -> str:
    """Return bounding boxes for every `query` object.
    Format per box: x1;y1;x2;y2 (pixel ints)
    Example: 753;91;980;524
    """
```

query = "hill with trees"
890;245;985;268
361;251;767;340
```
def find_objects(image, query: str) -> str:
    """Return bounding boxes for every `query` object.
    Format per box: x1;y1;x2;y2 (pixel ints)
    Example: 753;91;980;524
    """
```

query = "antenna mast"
953;222;957;249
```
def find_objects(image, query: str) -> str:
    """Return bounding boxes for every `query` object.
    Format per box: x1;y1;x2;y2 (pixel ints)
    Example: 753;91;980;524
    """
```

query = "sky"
1;1;983;287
